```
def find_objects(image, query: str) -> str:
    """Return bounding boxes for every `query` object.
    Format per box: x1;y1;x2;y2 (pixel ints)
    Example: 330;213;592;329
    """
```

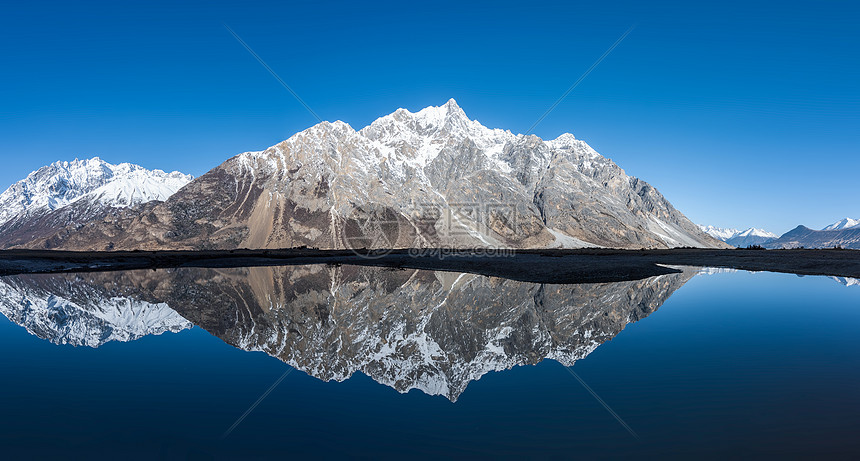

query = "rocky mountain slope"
11;100;726;250
0;158;192;248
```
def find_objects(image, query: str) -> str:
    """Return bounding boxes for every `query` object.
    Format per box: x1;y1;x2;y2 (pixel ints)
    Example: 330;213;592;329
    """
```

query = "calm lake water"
0;266;857;458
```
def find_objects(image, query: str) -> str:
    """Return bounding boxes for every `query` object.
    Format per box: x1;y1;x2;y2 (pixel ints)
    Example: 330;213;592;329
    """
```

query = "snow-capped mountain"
0;157;191;225
823;218;860;231
20;100;727;250
0;158;192;248
699;224;777;248
727;227;779;247
702;218;860;249
0;273;191;347
698;225;741;241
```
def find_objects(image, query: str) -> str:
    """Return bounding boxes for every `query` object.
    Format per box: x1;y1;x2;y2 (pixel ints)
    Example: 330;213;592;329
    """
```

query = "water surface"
0;266;857;458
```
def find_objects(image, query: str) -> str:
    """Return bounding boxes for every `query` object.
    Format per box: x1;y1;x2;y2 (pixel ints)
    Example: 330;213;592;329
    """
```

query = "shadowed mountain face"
0;265;695;400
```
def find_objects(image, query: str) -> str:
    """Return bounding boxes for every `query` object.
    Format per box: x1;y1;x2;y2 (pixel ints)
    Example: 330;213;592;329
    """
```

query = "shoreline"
0;248;858;284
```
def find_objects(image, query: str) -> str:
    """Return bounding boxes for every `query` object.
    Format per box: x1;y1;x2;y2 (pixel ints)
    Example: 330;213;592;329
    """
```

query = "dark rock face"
0;264;696;400
0;198;129;249
7;101;726;251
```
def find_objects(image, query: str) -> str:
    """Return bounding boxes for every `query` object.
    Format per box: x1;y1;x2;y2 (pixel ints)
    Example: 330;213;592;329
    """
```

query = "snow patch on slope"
650;217;701;247
547;228;602;248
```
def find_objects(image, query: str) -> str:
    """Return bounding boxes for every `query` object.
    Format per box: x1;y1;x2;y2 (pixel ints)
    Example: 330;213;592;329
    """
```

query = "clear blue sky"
1;0;858;234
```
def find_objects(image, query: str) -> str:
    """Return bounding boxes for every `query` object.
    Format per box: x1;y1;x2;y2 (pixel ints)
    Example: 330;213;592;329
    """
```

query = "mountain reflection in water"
0;265;695;400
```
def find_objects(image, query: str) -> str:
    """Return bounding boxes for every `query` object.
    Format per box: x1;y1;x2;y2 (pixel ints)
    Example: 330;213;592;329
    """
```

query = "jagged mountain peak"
388;98;466;122
736;227;778;238
414;97;468;122
823;217;860;231
444;97;462;109
361;99;511;144
549;132;578;146
51;156;99;168
307;119;356;134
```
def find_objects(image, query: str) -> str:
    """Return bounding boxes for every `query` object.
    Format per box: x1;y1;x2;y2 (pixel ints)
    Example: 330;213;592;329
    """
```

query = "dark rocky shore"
0;248;858;284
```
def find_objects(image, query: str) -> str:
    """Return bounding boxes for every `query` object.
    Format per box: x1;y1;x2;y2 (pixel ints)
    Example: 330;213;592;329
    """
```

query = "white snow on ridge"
698;225;740;241
359;98;517;172
699;225;777;241
0;158;192;227
735;227;778;238
88;169;191;207
823;218;860;231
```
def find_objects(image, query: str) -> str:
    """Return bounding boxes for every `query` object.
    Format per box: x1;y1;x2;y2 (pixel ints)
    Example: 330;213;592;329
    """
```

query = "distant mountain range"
698;225;778;248
764;225;860;249
0;100;726;251
701;218;860;249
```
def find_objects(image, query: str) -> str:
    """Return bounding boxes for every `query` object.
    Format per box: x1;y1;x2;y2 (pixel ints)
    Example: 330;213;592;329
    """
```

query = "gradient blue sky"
1;0;858;234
